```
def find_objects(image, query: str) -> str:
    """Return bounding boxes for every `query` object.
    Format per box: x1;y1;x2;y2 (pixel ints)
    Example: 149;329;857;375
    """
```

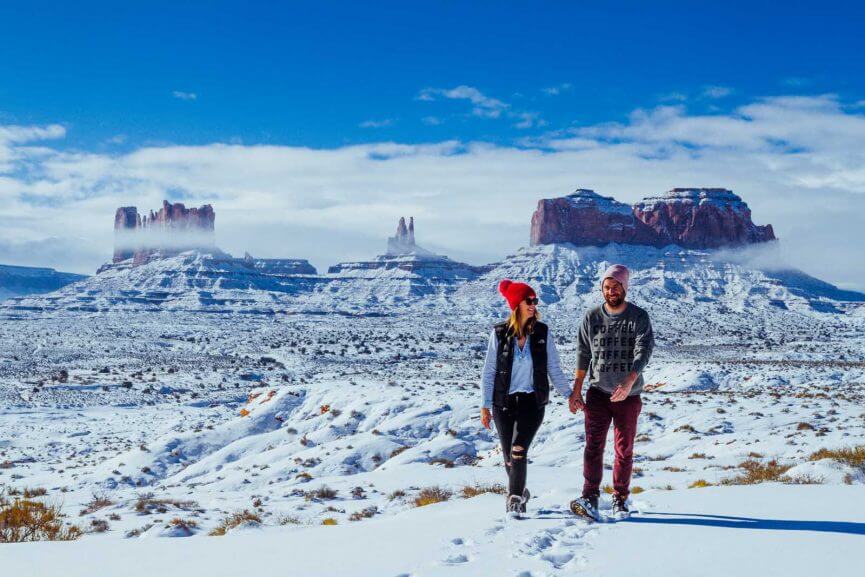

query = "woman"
480;279;573;516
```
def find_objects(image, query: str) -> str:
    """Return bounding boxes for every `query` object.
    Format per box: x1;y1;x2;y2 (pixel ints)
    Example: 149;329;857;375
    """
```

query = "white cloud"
417;85;509;118
172;91;197;101
359;119;395;128
701;85;733;99
513;112;546;129
542;83;572;96
2;94;865;291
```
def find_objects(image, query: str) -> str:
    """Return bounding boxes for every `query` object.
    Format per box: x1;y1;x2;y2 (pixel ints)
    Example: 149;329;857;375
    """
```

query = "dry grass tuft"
809;445;865;468
321;517;338;525
414;486;452;507
208;510;262;536
721;459;792;485
460;483;506;498
689;479;712;488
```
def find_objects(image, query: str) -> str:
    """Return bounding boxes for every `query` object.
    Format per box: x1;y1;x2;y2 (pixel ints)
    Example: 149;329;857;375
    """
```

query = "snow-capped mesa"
531;187;776;249
0;263;86;302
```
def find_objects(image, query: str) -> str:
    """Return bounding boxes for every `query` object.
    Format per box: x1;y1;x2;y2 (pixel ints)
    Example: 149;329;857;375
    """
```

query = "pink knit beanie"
600;264;629;292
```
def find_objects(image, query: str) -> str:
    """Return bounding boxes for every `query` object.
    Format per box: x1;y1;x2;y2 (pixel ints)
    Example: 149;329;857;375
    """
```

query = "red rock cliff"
530;188;775;249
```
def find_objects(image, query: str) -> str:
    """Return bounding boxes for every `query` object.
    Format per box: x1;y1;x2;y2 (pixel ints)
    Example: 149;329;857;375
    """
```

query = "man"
568;264;654;520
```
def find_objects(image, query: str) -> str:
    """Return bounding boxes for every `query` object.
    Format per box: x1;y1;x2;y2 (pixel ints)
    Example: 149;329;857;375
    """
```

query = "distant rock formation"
387;217;416;255
329;217;490;278
241;252;317;276
113;200;216;264
531;188;776;249
0;264;86;302
633;188;776;249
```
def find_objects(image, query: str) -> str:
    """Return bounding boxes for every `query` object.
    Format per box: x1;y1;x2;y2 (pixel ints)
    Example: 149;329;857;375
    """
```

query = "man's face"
602;278;625;307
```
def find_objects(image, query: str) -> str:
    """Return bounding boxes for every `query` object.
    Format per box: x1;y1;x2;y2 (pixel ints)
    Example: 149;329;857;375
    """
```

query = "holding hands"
568;390;584;413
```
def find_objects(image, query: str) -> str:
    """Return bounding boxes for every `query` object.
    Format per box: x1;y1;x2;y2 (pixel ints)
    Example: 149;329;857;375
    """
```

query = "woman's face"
517;296;538;321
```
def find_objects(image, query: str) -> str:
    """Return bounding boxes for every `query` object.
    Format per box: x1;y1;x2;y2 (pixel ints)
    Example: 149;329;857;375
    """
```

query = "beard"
604;293;624;308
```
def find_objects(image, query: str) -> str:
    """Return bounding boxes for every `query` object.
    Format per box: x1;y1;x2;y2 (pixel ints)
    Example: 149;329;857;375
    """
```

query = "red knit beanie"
498;279;537;311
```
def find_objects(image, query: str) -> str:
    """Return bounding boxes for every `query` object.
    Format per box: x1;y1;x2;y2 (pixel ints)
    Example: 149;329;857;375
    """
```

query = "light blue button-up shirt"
480;327;573;409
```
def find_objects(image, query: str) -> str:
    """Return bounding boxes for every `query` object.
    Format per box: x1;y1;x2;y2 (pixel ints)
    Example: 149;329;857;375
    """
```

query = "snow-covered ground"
2;243;864;575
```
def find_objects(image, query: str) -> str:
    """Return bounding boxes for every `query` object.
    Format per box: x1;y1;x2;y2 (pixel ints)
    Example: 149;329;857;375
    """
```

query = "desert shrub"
0;499;83;542
414;486;452;507
89;518;110;533
321;517;338;525
689;453;708;459
796;422;814;431
80;492;114;516
721;459;792;485
276;514;302;525
809;445;865;468
348;506;378;521
208;510;262;536
460;483;506;498
389;446;409;458
630;486;645;494
689;479;712;488
125;523;153;538
428;458;454;468
167;517;199;534
304;486;338;501
134;493;198;514
387;490;406;501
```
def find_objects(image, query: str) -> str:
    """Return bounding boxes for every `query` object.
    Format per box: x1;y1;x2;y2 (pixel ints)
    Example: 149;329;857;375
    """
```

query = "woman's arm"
480;329;497;409
546;332;573;399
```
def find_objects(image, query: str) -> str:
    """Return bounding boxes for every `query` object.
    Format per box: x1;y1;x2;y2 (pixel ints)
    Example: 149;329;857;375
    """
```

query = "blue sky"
1;1;865;291
2;1;864;149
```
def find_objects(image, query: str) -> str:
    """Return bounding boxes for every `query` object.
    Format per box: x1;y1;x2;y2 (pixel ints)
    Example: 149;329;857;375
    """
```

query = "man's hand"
610;372;638;402
480;407;492;429
568;390;585;414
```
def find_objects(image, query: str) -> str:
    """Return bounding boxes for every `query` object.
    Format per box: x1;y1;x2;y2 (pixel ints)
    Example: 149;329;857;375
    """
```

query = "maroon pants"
582;387;642;499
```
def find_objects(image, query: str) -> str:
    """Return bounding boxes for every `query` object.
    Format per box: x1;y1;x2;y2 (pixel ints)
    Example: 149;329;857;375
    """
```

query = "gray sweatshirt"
576;302;654;396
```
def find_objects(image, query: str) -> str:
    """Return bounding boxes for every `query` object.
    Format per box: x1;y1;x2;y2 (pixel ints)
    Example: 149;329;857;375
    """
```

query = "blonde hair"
506;306;540;340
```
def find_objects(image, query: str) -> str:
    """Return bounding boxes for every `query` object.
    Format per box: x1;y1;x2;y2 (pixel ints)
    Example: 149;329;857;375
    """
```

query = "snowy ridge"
564;188;635;216
0;263;86;302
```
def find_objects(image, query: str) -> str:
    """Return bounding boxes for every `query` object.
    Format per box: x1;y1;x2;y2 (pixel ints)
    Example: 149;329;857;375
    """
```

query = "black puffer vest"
491;320;550;409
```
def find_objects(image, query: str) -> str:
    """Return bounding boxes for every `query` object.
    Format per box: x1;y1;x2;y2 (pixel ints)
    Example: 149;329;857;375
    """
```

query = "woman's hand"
480;407;492;429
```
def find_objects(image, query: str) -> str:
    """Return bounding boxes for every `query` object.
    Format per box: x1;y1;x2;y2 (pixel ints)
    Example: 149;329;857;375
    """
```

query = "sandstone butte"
530;188;776;249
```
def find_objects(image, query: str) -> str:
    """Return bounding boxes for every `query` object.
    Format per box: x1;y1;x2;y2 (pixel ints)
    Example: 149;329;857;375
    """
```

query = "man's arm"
611;311;654;401
570;313;592;413
632;311;654;375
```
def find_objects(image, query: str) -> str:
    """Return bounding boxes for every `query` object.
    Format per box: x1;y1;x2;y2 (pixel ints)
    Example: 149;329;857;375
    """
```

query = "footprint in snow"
442;553;471;564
